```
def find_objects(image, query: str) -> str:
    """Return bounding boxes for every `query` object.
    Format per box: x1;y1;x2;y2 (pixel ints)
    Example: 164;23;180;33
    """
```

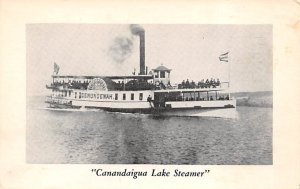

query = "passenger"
210;96;214;101
160;81;166;89
225;95;230;100
199;79;204;88
212;79;216;88
181;80;185;89
205;79;210;88
186;79;190;88
216;78;220;86
197;81;201;88
209;78;214;87
191;80;196;89
147;95;152;102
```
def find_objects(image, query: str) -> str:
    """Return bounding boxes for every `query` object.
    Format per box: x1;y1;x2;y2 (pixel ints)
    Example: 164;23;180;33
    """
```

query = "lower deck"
46;95;236;118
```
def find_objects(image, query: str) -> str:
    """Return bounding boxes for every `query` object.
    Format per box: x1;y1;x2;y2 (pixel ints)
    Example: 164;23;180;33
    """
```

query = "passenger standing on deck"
225;95;229;100
191;80;196;88
210;78;214;88
205;79;210;88
186;79;190;88
216;78;220;86
181;80;185;89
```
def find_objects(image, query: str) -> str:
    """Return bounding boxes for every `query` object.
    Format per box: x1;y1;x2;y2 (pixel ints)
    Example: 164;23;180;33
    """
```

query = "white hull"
159;107;237;118
46;95;237;118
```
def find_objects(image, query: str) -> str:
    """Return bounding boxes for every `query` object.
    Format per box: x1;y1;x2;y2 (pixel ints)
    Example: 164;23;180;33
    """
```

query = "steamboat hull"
154;106;237;118
46;98;237;118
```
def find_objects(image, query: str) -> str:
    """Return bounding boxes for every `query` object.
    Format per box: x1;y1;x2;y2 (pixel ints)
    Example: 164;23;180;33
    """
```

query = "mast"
228;54;231;99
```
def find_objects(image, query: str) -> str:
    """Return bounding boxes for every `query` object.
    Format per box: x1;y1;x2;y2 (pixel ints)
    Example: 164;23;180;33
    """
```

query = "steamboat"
45;26;236;118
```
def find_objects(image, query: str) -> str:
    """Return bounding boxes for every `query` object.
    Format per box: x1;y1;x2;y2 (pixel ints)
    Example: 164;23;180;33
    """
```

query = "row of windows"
115;93;143;100
52;90;72;97
74;92;144;101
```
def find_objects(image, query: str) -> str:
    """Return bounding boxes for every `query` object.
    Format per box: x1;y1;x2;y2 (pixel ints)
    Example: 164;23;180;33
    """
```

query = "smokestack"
139;31;145;75
130;24;145;75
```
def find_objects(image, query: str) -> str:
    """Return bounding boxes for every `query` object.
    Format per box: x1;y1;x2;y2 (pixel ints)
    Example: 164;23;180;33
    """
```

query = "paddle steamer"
45;26;236;117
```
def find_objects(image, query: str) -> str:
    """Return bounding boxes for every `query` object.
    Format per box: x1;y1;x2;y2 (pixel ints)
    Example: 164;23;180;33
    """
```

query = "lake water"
26;96;272;164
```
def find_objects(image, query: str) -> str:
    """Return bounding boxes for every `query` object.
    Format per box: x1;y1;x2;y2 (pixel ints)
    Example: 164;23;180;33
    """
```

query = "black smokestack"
130;24;145;75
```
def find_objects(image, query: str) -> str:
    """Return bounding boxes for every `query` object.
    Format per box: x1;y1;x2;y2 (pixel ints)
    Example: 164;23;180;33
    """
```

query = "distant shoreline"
232;91;273;108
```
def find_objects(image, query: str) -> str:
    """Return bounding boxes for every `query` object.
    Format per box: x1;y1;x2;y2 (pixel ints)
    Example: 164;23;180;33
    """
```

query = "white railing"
45;96;72;105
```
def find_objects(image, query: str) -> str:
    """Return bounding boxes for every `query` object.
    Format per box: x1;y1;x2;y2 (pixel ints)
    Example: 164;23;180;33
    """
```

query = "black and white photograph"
2;0;300;188
26;24;273;164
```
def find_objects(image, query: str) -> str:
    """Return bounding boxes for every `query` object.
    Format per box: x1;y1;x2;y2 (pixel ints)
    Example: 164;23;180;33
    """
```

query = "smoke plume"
130;24;145;35
108;24;145;65
108;37;133;63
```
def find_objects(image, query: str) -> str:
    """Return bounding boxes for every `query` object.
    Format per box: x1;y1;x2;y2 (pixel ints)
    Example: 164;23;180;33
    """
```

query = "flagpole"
228;55;231;99
228;56;230;88
219;52;230;98
52;66;54;85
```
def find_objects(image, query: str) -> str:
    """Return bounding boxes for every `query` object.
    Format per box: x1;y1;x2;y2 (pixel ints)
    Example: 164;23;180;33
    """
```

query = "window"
155;72;159;78
123;93;126;100
69;91;71;97
75;92;77;98
131;93;134;100
160;71;165;78
139;93;143;100
79;92;81;99
115;93;118;100
65;91;67;97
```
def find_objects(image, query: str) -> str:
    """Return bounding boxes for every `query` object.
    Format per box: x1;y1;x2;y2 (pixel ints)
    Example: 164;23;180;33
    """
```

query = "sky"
27;24;272;95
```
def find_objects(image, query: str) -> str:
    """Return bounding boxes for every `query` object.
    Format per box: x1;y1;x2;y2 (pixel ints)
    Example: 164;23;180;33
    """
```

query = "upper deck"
52;74;153;80
47;74;229;93
154;83;230;93
48;61;230;93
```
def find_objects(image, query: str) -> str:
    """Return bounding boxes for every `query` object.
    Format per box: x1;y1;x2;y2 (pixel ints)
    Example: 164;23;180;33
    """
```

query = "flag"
219;52;229;62
54;62;60;75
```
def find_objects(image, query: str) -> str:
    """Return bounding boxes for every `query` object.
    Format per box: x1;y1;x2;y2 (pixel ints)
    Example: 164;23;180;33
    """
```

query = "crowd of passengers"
51;79;156;91
164;94;230;102
114;80;155;91
178;78;221;89
182;95;230;101
51;78;222;91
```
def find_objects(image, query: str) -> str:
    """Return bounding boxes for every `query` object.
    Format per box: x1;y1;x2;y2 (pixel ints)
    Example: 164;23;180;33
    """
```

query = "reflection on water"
27;96;272;164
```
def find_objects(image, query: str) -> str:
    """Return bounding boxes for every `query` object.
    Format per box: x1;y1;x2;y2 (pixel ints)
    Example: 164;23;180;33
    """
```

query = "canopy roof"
153;65;171;71
52;75;153;80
